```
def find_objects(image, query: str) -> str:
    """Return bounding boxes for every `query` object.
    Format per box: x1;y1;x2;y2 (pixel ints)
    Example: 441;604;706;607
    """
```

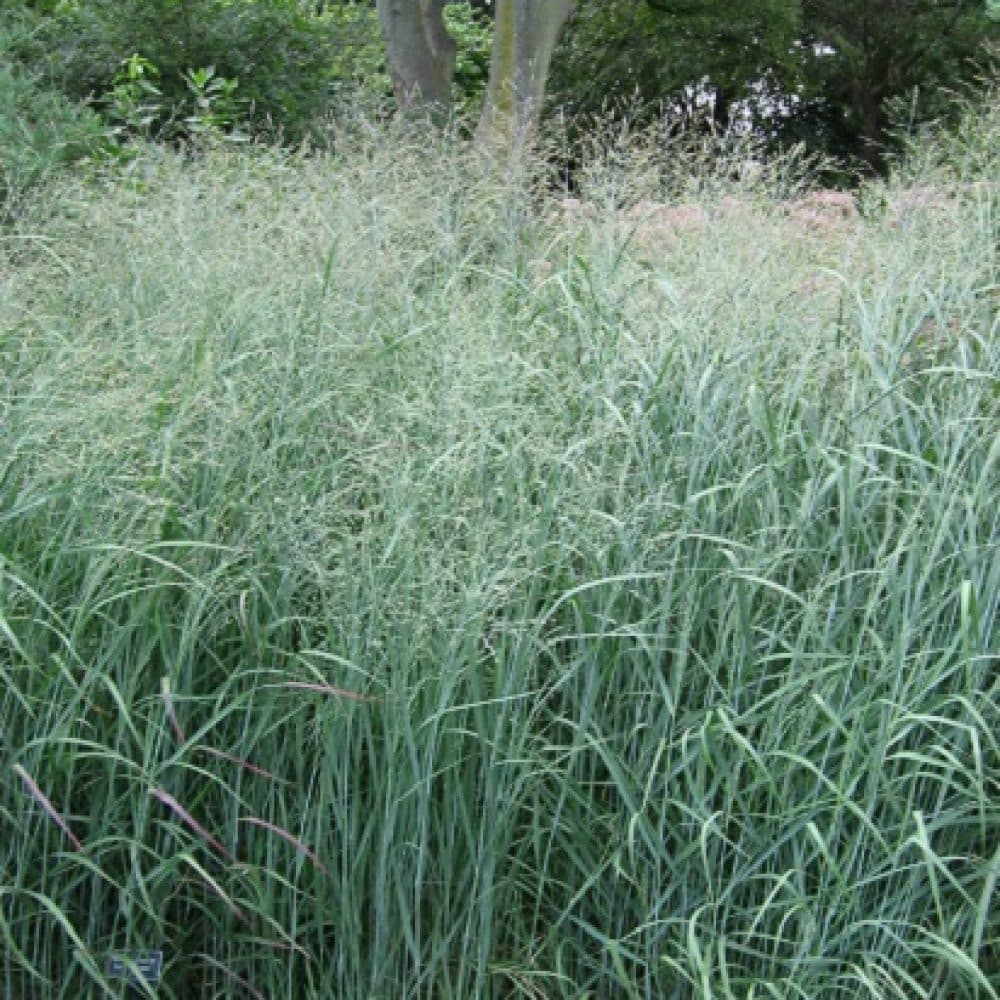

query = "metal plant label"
106;949;164;984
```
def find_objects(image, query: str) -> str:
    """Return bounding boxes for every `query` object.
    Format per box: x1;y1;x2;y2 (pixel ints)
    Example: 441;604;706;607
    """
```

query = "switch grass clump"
0;99;997;997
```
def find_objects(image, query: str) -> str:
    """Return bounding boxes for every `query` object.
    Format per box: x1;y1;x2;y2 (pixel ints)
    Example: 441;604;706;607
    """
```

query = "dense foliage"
0;0;996;182
1;0;370;143
550;0;997;173
792;0;998;170
0;63;108;207
549;0;803;131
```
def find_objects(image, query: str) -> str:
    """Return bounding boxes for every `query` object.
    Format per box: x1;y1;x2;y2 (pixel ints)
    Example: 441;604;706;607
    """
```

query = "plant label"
106;949;163;984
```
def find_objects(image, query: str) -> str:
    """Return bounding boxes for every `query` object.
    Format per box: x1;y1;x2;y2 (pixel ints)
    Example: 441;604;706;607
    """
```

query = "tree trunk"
375;0;457;112
713;84;731;132
477;0;575;149
850;44;891;174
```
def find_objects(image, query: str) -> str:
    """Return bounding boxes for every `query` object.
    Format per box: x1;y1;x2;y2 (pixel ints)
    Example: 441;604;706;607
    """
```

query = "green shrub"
3;0;361;143
445;3;493;118
0;62;108;209
2;2;493;144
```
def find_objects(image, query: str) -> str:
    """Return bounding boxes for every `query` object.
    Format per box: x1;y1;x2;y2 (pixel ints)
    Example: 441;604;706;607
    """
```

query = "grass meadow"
1;96;998;997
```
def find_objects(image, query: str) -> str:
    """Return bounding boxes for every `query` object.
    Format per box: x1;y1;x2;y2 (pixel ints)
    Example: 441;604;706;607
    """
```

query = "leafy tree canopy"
549;0;804;130
790;0;997;171
2;0;996;173
549;0;997;174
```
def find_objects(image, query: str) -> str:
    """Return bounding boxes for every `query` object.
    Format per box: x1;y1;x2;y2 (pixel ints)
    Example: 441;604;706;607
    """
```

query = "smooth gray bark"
376;0;574;145
477;0;575;148
375;0;457;111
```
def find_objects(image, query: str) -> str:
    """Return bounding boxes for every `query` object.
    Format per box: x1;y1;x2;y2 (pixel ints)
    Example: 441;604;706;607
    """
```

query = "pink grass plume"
13;764;84;852
150;786;234;861
241;817;330;875
161;677;187;744
281;681;372;702
199;747;287;783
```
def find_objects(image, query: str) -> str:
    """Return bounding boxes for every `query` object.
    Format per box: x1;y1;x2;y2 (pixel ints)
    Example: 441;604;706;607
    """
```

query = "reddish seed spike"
160;679;186;744
13;764;84;852
281;681;372;702
199;747;286;783
150;786;234;861
199;956;265;1000
250;933;309;958
240;816;330;875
